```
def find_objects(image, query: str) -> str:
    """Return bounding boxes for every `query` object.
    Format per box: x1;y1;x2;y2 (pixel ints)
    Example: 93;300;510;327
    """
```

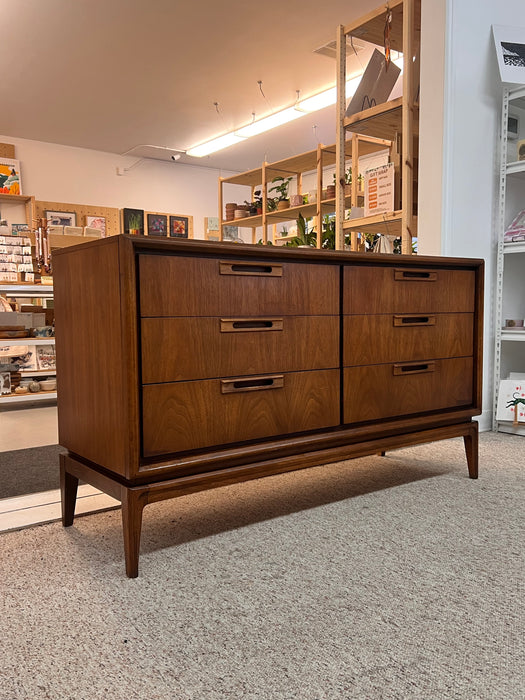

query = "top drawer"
344;265;476;314
139;254;339;317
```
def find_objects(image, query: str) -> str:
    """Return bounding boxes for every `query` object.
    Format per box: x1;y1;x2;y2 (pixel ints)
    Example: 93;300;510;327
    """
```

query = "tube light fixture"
186;132;246;157
187;55;403;157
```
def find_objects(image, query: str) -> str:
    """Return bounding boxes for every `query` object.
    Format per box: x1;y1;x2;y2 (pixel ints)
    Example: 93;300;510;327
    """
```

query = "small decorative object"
290;194;303;207
492;25;525;84
0;370;11;395
169;215;193;238
28;380;41;393
45;211;77;227
518;139;525;161
504;209;525;242
505;319;524;328
122;208;144;236
39;378;57;391
84;226;103;237
85;215;106;236
14;385;28;394
0;158;22;194
31;326;54;337
146;212;168;237
326;185;336;199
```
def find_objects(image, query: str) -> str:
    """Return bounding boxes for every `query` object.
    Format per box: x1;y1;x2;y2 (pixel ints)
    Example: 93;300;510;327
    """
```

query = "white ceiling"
2;0;382;173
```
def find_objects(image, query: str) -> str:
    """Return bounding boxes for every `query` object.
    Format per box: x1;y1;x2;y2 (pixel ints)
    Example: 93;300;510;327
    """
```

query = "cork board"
0;143;15;158
34;200;120;237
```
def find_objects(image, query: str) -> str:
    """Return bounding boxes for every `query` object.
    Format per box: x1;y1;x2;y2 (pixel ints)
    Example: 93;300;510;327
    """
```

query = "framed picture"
121;208;144;236
0;158;22;195
205;216;219;232
504;209;525;242
169;215;193;239
223;225;241;242
85;215;106;237
0;371;10;395
46;210;77;227
492;25;525;83
146;212;168;237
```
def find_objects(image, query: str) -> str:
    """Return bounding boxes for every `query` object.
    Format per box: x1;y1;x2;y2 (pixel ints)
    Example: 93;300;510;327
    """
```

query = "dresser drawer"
344;313;474;366
142;369;340;456
142;315;339;383
343;357;473;424
139;254;339;317
344;266;476;314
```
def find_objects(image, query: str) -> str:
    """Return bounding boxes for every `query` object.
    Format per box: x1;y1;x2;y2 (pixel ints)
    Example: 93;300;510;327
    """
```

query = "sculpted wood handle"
220;318;284;333
393;362;436;376
393;315;436;327
394;269;437;282
220;375;285;394
219;261;283;277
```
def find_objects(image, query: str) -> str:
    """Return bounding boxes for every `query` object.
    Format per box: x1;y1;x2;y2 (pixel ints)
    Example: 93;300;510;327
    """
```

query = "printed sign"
364;162;394;217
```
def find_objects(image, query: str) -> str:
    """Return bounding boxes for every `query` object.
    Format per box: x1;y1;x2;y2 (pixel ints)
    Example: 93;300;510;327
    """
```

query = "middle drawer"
343;313;474;366
141;316;339;383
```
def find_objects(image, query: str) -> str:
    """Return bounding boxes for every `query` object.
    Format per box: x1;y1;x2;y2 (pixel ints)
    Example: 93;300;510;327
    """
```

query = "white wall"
0;134;239;239
424;0;525;430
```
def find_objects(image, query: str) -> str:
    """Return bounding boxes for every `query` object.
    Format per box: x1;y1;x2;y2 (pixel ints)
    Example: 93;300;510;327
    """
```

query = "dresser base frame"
60;420;478;578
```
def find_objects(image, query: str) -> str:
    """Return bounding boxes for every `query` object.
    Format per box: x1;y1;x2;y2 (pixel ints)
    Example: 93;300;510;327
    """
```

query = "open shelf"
0;391;57;405
342;210;415;237
506;161;525;177
503;241;525;254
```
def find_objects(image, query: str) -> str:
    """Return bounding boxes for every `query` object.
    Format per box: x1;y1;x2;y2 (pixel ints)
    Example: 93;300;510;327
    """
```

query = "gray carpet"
0;444;66;498
0;431;523;699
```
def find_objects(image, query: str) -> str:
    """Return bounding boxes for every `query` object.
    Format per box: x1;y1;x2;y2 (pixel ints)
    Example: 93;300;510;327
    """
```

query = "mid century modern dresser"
53;236;483;576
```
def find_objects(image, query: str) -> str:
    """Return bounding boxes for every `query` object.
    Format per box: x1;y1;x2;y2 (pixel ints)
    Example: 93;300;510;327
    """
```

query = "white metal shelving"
493;85;525;434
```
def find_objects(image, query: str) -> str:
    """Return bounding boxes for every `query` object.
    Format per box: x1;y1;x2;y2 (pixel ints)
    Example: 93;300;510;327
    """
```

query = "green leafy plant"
127;212;142;230
269;176;292;202
285;213;317;247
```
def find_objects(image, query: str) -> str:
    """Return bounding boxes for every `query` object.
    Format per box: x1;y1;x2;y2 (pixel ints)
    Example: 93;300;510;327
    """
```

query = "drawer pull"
394;269;437;282
221;374;285;394
393;362;436;376
219;261;283;277
393;315;436;327
220;318;284;333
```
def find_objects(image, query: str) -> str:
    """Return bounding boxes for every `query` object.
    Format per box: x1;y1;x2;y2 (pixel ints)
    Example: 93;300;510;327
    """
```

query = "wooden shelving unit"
335;0;420;253
218;136;391;247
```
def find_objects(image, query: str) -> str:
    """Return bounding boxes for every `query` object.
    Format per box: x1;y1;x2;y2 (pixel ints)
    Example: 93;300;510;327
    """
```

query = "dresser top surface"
52;234;484;270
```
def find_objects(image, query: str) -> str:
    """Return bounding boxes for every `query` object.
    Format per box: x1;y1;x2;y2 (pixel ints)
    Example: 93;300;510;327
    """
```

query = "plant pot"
326;185;336;199
129;228;140;236
277;200;290;211
256;207;262;215
290;194;303;207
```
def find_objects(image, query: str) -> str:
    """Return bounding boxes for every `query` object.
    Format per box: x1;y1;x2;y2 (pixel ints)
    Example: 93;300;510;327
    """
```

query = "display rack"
493;85;525;435
0;285;56;407
218;137;391;247
335;0;420;253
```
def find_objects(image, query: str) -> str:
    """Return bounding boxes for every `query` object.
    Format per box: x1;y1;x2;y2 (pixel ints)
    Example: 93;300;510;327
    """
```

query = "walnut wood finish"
52;236;484;577
343;265;476;314
139;254;339;317
343;313;474;366
142;369;340;456
142;315;339;383
344;357;474;424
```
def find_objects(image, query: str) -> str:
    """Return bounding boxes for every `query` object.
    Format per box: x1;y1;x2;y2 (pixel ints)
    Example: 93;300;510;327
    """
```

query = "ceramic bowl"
39;379;57;391
31;326;54;337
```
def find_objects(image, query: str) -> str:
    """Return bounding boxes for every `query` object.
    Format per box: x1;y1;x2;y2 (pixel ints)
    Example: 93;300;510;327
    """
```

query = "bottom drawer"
142;369;340;457
344;357;473;424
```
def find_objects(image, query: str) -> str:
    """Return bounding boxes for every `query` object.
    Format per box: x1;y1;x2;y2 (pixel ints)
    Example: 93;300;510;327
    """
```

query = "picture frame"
169;215;193;239
0;158;22;195
204;216;219;233
146;212;168;237
504;209;525;242
85;215;106;237
46;210;77;227
492;25;525;84
121;208;144;236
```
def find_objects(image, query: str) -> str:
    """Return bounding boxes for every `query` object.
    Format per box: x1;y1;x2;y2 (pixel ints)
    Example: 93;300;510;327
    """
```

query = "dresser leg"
60;455;79;526
122;490;145;578
463;423;479;479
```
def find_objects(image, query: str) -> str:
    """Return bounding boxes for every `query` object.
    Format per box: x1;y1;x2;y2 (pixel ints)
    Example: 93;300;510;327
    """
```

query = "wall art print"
0;158;22;195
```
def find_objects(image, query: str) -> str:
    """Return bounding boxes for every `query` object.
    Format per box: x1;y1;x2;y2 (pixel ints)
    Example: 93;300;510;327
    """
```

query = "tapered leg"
60;455;79;526
463;423;479;479
121;489;145;578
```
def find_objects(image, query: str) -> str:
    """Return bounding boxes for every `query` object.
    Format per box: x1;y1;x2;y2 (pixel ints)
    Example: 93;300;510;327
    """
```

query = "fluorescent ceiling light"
186;55;404;157
236;107;304;138
186;132;246;157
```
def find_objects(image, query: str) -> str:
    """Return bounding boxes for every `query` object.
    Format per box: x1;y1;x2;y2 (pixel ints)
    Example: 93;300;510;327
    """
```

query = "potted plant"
245;190;263;216
270;176;292;210
285;213;317;247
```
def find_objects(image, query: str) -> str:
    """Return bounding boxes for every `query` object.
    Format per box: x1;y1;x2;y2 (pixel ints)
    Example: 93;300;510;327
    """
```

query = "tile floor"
0;404;118;532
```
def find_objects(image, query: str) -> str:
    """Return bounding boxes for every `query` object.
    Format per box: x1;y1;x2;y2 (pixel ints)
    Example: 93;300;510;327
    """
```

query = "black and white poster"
493;25;525;83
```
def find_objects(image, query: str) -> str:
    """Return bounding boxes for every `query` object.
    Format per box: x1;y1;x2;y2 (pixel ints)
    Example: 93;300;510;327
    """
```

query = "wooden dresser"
53;236;484;577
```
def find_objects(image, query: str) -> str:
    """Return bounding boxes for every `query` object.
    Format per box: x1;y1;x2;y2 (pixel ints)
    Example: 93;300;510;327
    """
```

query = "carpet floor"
0;444;66;498
0;431;523;699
